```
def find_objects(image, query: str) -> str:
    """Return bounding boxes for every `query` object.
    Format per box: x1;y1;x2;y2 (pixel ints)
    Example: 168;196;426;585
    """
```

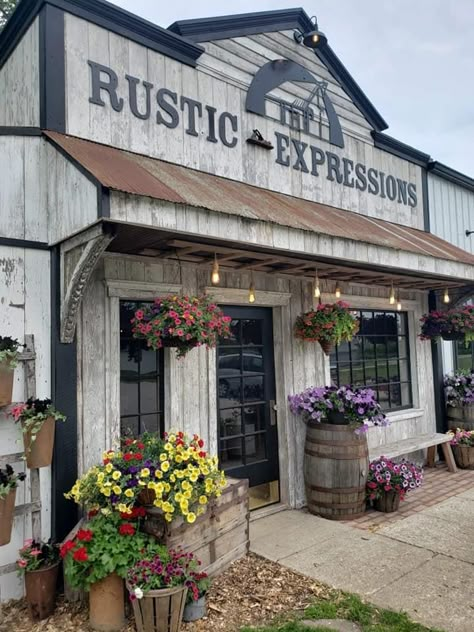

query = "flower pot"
23;416;55;468
441;332;464;341
183;596;207;622
89;573;125;632
447;404;474;431
326;410;349;425
129;584;188;632
161;337;197;349
374;490;400;513
24;561;59;621
452;445;474;469
0;488;16;545
138;488;156;506
0;358;14;408
318;339;334;355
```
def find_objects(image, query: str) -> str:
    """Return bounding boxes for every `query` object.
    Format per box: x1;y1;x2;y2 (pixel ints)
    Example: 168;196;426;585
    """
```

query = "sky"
112;0;474;176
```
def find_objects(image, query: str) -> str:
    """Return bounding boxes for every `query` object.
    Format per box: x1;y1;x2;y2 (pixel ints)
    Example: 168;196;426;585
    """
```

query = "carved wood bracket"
60;225;115;343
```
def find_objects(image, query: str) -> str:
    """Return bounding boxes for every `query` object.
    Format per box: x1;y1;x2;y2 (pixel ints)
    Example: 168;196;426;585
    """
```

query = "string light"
211;254;220;285
248;274;256;304
335;283;341;299
396;293;402;311
443;288;450;304
314;271;321;299
389;282;396;305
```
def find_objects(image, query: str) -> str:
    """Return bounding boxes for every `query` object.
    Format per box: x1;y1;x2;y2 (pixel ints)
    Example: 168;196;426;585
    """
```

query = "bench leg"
426;445;436;468
441;442;458;473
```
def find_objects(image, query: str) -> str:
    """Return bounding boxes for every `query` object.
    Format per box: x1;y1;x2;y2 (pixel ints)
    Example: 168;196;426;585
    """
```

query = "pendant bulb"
211;254;220;285
443;288;450;304
396;293;402;311
389;283;396;305
335;282;341;299
248;274;256;304
314;272;321;299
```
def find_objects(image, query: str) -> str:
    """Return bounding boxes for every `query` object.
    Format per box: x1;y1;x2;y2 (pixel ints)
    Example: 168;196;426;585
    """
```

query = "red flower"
134;453;143;461
123;453;133;462
119;523;135;536
103;458;110;465
137;442;145;450
77;529;93;542
88;509;99;519
73;547;89;562
60;540;75;559
198;439;204;448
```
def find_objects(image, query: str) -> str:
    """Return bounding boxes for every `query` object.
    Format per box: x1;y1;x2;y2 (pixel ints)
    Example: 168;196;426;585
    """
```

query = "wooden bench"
369;433;457;472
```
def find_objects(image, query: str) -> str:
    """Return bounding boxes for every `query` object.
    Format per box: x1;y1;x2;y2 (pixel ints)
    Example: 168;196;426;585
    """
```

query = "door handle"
269;400;278;426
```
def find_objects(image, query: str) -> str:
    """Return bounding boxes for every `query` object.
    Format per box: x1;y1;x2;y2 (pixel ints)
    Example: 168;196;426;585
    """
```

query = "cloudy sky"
113;0;474;176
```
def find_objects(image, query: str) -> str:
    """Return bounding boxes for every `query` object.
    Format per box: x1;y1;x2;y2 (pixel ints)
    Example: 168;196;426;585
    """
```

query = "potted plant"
183;562;210;623
11;398;66;468
288;385;388;431
17;539;60;621
132;295;232;358
0;464;26;545
447;429;474;469
126;549;202;632
367;457;423;512
420;306;474;344
61;510;164;632
444;371;474;430
0;336;22;407
294;301;359;355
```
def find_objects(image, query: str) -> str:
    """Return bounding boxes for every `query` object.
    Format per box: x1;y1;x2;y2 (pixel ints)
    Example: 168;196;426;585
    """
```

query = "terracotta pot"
23;416;55;469
128;584;187;632
0;488;16;545
452;445;474;469
326;410;349;425
24;562;59;621
318;339;334;355
89;573;125;632
374;490;401;513
0;358;14;408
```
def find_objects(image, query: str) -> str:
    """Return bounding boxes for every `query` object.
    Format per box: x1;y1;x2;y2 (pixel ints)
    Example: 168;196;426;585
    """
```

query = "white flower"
135;587;144;600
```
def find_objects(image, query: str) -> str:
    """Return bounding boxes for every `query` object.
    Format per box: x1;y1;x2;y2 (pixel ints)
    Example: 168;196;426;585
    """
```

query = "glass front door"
217;306;279;509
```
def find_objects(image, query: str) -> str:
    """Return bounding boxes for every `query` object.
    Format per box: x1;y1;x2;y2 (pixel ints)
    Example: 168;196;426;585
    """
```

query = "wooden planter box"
143;478;249;577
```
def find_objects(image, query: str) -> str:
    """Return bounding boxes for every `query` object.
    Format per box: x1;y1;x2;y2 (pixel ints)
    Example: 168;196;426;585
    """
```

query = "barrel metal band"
306;484;366;494
308;500;365;509
305;448;367;460
305;436;368;449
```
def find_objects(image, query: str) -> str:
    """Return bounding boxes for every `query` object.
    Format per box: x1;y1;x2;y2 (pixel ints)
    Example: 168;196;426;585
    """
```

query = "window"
454;340;474;371
119;301;164;436
330;310;413;411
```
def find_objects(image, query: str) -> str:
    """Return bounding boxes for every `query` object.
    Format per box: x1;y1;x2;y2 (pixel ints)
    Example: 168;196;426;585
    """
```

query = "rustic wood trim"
106;280;182;299
203;286;291;306
321;292;420;310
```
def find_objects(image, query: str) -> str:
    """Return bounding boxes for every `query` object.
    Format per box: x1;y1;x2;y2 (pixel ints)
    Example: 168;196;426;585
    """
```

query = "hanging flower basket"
294;302;359;356
420;306;474;346
0;465;26;545
0;337;22;408
131;295;233;359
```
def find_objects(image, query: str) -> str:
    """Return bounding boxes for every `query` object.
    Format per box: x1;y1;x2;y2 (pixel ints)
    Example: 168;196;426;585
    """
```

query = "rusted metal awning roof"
45;131;474;267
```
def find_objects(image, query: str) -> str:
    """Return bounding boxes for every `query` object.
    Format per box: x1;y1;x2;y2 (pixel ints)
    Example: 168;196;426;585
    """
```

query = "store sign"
87;59;418;208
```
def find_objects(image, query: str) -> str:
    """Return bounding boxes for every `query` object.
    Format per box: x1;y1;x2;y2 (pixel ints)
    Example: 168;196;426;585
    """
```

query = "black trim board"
169;8;388;132
0;126;43;136
0;236;49;249
39;4;66;132
372;131;431;168
428;161;474;194
428;291;446;436
0;0;204;71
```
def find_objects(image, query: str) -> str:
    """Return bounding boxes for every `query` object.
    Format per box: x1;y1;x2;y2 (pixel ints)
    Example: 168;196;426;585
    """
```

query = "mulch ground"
0;554;330;632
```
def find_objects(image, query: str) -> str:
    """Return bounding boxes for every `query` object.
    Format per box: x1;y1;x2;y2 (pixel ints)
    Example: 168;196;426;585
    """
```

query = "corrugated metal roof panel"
44;131;474;267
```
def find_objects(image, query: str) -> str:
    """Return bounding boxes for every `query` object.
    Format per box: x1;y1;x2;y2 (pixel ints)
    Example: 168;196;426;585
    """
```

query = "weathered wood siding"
0;247;51;600
428;174;474;253
0;18;40;127
64;14;424;228
77;251;435;509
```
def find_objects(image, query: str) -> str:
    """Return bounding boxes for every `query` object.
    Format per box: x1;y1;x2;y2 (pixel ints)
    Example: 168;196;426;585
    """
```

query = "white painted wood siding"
0;18;40;127
77;251;435;510
0;247;51;600
64;14;424;228
428;174;474;253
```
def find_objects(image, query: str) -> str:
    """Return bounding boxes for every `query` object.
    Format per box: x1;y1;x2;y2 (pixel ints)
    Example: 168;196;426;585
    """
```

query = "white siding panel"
428;174;474;253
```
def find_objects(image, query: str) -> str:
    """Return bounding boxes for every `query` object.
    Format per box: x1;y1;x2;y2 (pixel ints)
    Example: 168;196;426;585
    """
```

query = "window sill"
385;408;424;423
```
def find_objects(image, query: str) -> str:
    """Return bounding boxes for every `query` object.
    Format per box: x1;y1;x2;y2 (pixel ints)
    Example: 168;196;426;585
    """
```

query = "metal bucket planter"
452;445;474;470
129;584;188;632
326;410;349;426
0;358;14;408
23;417;55;468
0;488;16;545
24;561;60;621
89;573;125;632
374;490;401;513
183;596;207;622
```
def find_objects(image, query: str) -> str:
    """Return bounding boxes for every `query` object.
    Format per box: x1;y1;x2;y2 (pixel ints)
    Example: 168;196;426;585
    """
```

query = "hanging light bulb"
389;282;396;305
248;274;256;304
335;282;341;299
443;288;450;304
211;253;220;285
397;293;402;311
314;271;321;299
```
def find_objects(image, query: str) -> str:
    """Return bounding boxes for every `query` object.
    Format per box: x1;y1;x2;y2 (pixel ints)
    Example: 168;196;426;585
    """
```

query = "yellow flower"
154;499;163;509
187;512;197;524
201;467;209;476
168;434;176;443
113;485;122;495
97;473;105;483
175;455;182;464
125;489;134;498
197;507;206;516
183;489;192;500
105;463;113;473
140;468;150;478
161;461;170;472
170;474;176;483
102;488;111;497
163;483;171;493
164;513;173;522
164;442;173;452
118;503;131;514
159;454;167;462
175;492;183;502
182;480;191;491
155;470;163;479
112;471;121;480
199;495;208;505
162;502;174;513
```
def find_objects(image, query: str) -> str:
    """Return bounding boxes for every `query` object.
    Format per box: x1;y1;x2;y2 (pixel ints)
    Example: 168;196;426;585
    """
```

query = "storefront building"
1;0;474;598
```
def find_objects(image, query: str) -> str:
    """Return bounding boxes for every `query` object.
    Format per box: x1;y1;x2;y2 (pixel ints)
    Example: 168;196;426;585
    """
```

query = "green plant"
0;336;22;367
0;464;26;499
294;302;359;345
420;306;474;345
10;398;66;454
61;511;165;590
17;539;59;574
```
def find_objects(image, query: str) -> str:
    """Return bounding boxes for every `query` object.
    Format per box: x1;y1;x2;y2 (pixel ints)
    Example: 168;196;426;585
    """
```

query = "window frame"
454;340;474;371
330;308;414;413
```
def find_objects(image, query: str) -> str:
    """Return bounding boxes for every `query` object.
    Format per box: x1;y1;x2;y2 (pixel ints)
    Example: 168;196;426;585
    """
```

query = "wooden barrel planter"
304;422;369;520
447;405;474;431
452;445;474;470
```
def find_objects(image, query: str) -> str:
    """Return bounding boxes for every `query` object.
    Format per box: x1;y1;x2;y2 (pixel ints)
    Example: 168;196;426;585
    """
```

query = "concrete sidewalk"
250;488;474;632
